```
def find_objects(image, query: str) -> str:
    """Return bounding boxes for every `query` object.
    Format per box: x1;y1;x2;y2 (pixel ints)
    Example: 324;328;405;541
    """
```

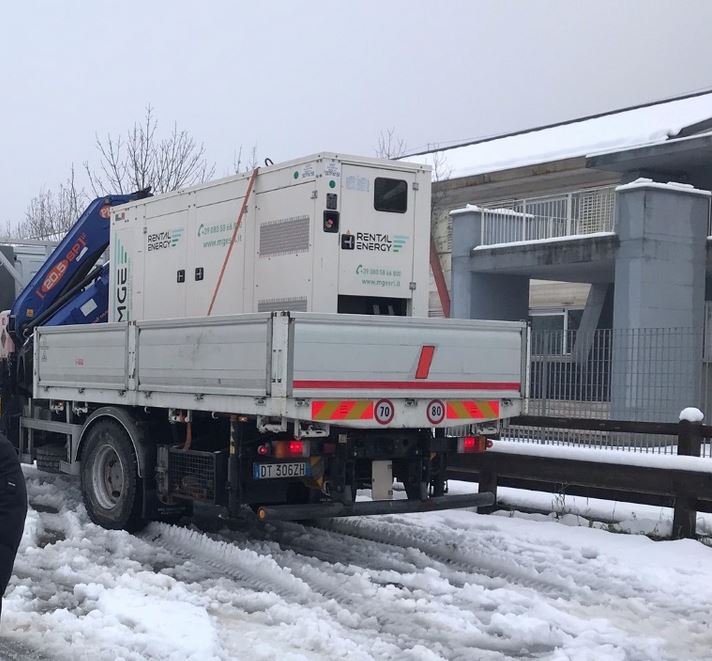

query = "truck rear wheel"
80;419;145;532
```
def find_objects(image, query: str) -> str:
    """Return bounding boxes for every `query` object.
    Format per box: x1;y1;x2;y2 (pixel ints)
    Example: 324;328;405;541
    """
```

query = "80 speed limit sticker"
374;399;395;425
426;399;446;424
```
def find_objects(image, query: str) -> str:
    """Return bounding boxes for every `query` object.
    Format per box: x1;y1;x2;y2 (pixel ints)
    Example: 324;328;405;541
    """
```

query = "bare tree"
6;166;88;239
232;145;258;174
429;148;452;215
85;105;215;196
375;127;408;159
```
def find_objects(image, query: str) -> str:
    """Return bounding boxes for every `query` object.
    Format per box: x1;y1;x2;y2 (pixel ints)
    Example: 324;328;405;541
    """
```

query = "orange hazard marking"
311;400;375;421
446;400;500;420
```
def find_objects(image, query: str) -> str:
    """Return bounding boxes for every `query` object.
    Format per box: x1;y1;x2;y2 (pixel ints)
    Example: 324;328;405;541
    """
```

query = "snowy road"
1;466;712;660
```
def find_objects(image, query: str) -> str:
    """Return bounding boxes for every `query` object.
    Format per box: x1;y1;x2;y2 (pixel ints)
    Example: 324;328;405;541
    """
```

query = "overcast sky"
2;0;712;223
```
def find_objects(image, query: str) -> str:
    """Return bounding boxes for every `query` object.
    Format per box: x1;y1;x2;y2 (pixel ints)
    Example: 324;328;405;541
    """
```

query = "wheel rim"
92;444;125;510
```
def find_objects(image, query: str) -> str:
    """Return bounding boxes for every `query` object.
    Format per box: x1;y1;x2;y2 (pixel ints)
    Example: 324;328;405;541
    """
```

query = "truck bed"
34;312;525;428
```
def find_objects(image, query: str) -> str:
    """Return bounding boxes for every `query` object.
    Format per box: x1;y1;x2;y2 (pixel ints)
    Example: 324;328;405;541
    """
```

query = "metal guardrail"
479;186;616;246
450;418;712;539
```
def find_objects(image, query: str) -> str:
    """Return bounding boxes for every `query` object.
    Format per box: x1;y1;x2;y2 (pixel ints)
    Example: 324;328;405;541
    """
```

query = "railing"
479;186;616;246
508;327;712;456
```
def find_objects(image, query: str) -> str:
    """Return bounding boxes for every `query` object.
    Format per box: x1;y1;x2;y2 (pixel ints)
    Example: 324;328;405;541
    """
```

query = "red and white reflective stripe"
311;400;374;421
293;380;520;391
447;400;500;419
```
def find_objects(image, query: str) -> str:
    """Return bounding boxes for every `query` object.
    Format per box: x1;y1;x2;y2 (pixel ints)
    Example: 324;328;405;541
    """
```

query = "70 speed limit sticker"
374;399;395;425
426;399;446;424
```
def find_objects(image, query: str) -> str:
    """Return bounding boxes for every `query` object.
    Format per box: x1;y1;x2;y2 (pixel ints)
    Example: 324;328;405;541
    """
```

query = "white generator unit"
109;153;432;323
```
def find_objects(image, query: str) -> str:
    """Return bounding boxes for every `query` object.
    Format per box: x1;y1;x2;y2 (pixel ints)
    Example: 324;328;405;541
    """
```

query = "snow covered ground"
2;466;712;660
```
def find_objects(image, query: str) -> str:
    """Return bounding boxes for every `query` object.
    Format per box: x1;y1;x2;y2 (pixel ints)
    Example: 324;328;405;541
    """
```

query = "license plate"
253;462;311;480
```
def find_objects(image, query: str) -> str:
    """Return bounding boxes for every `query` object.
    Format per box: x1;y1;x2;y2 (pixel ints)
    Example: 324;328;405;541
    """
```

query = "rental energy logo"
114;239;130;322
147;228;184;252
341;232;409;253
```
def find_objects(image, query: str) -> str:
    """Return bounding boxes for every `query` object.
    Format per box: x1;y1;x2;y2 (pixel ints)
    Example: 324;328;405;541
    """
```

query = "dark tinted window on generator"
374;178;408;213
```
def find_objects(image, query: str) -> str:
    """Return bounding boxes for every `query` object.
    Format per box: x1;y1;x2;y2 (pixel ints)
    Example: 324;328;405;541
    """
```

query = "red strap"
207;168;259;316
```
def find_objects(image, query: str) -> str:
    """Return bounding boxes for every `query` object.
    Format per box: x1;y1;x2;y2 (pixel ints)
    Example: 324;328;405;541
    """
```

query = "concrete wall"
450;207;529;321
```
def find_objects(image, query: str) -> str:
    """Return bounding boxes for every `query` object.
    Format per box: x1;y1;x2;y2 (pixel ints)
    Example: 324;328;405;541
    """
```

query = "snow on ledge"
451;204;484;216
616;177;712;196
473;231;616;251
680;407;704;422
451;204;535;218
492;439;712;473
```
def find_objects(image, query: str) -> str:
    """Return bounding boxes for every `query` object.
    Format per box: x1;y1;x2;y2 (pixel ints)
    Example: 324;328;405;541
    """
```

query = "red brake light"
288;440;304;456
457;436;487;453
273;439;310;458
257;444;270;456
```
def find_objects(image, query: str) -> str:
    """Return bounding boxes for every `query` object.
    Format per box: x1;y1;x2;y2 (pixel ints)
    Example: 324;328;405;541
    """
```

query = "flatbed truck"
1;153;525;530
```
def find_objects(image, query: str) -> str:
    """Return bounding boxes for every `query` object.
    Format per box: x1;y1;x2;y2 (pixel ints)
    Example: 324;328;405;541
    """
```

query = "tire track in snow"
143;521;560;659
248;517;704;660
140;523;445;659
308;516;712;660
0;637;58;661
13;469;712;660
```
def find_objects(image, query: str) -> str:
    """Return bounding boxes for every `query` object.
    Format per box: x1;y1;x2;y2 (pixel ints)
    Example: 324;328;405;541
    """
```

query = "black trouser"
0;465;27;620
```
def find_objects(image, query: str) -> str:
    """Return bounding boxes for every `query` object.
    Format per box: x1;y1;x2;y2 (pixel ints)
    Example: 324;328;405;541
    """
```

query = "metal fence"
480;186;616;246
506;327;712;457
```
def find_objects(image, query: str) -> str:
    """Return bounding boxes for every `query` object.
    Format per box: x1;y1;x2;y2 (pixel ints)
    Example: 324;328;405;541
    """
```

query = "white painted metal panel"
36;324;128;390
141;209;189;320
136;314;272;396
110;207;144;323
337;164;417;304
252;182;315;312
34;311;525;429
289;313;524;399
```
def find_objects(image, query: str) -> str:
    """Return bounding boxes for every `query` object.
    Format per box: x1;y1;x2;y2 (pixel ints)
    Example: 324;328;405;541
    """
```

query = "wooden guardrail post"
477;471;498;514
677;419;702;457
672;419;703;539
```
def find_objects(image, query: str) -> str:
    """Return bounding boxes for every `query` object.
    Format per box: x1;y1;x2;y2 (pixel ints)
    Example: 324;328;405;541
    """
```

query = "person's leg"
0;468;28;621
0;543;18;618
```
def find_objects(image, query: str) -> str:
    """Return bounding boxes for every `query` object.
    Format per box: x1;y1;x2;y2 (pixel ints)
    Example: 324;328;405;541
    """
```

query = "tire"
80;419;145;532
36;444;65;474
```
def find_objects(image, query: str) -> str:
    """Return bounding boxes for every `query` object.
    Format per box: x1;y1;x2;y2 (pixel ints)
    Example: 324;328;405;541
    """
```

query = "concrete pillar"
611;181;710;422
450;207;529;321
572;283;611;364
450;207;481;319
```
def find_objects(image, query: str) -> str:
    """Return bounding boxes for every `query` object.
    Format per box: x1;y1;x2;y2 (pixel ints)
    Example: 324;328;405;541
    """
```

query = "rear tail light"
273;439;311;458
257;444;270;456
457;435;488;453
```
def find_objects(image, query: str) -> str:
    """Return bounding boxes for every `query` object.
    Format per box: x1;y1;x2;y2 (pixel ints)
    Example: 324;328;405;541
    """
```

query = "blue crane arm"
44;262;111;327
10;191;149;340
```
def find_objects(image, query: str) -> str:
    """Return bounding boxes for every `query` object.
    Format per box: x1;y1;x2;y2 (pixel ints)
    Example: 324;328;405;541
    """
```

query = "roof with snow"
402;92;712;180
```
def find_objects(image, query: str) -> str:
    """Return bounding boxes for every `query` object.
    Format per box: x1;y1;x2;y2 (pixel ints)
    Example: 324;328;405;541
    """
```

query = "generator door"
336;165;417;315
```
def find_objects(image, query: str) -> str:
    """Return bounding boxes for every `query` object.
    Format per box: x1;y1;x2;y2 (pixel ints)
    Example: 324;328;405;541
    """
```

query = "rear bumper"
256;491;494;521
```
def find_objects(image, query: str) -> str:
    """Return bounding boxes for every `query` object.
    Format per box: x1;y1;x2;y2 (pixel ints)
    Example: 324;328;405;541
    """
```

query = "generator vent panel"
257;296;308;313
259;215;310;257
